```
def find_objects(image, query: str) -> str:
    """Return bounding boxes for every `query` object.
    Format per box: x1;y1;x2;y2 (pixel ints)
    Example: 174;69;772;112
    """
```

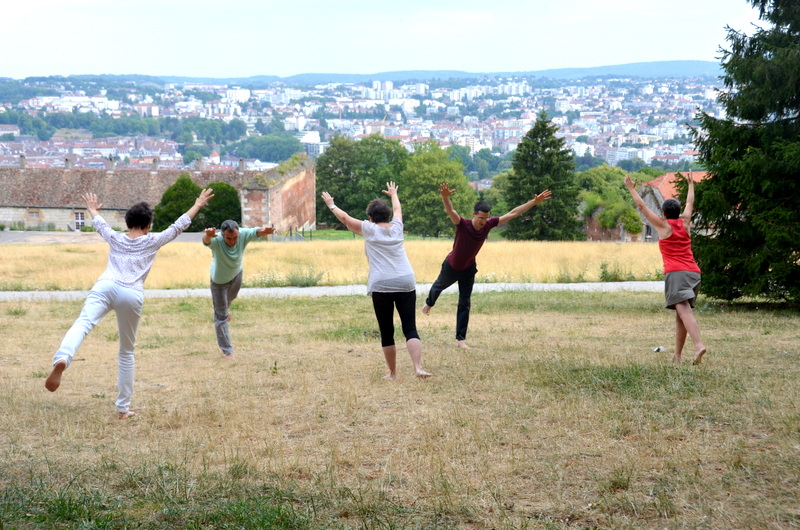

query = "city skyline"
4;0;762;80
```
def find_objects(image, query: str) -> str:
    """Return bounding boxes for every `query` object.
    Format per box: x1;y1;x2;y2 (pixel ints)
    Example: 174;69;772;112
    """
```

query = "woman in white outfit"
45;188;214;419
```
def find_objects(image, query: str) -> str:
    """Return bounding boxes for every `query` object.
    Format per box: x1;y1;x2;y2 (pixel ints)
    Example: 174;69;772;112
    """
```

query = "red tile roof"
645;171;708;200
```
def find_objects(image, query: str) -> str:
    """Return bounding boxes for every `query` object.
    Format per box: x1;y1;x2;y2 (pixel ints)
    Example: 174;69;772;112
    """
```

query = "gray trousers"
54;279;143;413
210;271;243;355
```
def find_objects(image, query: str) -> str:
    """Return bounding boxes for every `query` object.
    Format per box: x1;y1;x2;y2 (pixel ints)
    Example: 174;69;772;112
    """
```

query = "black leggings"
371;290;420;347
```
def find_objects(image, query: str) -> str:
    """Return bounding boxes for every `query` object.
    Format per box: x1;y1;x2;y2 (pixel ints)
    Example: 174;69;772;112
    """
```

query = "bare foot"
415;369;433;379
456;340;470;350
118;411;136;419
671;354;682;364
45;360;67;392
222;352;235;361
692;347;707;365
421;304;431;315
383;373;397;381
227;313;232;322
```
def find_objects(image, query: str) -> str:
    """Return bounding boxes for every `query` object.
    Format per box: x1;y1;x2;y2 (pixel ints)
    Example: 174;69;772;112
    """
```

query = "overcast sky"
3;0;764;79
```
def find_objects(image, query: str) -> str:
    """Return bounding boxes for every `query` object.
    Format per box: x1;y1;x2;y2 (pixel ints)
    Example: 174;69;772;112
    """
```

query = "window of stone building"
75;212;85;230
27;210;40;219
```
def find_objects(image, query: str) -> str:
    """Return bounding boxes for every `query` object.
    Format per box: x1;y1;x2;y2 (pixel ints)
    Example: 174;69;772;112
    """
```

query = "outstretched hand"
533;189;552;205
82;192;102;213
382;181;398;198
321;191;335;208
196;188;214;207
204;227;217;239
624;175;638;190
439;182;456;198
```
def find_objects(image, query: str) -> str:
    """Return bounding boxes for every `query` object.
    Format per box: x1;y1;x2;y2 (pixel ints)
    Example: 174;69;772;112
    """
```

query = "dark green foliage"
203;181;242;229
505;111;584;240
691;0;800;302
181;144;212;165
153;174;205;232
228;134;304;163
315;135;409;227
401;142;476;236
0;108;56;140
577;165;643;234
479;170;511;216
0;79;60;105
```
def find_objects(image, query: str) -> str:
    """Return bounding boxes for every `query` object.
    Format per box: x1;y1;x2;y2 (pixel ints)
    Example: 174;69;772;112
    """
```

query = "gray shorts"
664;271;701;310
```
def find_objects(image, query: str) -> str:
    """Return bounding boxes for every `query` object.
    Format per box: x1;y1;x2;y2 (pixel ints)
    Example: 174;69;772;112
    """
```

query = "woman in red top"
625;173;707;365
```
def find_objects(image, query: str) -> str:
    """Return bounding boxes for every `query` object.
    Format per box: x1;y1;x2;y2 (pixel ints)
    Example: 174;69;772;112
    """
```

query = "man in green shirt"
203;220;274;359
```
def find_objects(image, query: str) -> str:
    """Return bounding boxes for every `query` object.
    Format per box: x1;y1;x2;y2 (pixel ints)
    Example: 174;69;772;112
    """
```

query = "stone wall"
0;161;316;232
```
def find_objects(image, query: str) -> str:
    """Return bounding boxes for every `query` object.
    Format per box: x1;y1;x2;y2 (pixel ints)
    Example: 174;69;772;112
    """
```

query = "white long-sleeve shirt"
93;213;191;291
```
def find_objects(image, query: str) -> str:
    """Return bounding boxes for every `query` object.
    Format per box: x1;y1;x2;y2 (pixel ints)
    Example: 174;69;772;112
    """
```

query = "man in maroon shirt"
422;183;552;348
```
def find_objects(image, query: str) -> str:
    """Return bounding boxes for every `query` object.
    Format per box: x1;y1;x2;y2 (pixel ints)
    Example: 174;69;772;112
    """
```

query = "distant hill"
16;61;722;87
280;61;722;83
508;60;722;80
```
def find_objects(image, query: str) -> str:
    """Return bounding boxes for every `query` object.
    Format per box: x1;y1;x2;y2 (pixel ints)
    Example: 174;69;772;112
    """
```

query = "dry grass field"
0;239;662;291
1;281;798;527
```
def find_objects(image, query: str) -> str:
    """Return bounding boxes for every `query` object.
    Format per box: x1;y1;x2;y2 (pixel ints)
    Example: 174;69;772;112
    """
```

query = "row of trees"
316;113;620;241
0;108;254;145
0;108;304;165
320;0;800;303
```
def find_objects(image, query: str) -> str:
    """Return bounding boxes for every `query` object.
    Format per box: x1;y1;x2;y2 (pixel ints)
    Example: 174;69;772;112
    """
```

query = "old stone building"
0;156;316;232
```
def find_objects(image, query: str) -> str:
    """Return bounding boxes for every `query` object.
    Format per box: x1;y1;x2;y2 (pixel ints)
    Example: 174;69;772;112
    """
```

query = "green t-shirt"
205;227;259;284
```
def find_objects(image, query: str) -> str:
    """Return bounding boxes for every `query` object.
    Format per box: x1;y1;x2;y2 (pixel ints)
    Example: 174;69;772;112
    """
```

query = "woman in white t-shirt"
322;182;432;380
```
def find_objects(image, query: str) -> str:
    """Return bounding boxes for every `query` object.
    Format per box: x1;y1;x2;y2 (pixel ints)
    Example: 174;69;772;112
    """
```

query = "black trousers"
425;259;477;341
371;290;420;347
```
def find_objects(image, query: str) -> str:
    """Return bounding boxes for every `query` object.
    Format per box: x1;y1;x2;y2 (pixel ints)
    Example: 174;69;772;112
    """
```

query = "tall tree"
401;142;476;237
504;111;583;240
315;134;409;227
153;174;205;232
203;181;242;229
691;0;800;302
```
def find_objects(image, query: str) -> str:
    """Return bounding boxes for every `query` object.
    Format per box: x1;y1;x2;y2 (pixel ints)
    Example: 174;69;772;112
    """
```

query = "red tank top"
659;218;701;274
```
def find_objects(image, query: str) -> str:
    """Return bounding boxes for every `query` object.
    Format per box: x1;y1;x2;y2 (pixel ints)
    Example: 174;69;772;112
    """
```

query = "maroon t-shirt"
446;216;501;271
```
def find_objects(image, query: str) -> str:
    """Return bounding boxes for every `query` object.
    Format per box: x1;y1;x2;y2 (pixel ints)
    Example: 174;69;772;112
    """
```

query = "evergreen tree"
203;181;242;229
691;0;800;302
153;174;204;232
504;111;583;240
401;142;475;237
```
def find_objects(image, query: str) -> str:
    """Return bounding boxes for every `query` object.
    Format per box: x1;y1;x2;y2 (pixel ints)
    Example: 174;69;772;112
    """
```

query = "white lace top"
93;213;191;291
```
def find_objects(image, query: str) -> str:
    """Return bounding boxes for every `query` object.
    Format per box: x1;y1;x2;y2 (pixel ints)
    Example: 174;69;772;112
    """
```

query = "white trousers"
53;280;144;413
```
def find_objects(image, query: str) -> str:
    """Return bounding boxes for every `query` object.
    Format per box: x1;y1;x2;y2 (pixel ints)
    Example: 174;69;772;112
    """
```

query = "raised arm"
82;193;103;219
186;189;214;220
624;175;670;238
256;226;275;238
438;183;461;225
321;191;363;236
382;181;402;222
680;172;695;230
498;189;552;225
